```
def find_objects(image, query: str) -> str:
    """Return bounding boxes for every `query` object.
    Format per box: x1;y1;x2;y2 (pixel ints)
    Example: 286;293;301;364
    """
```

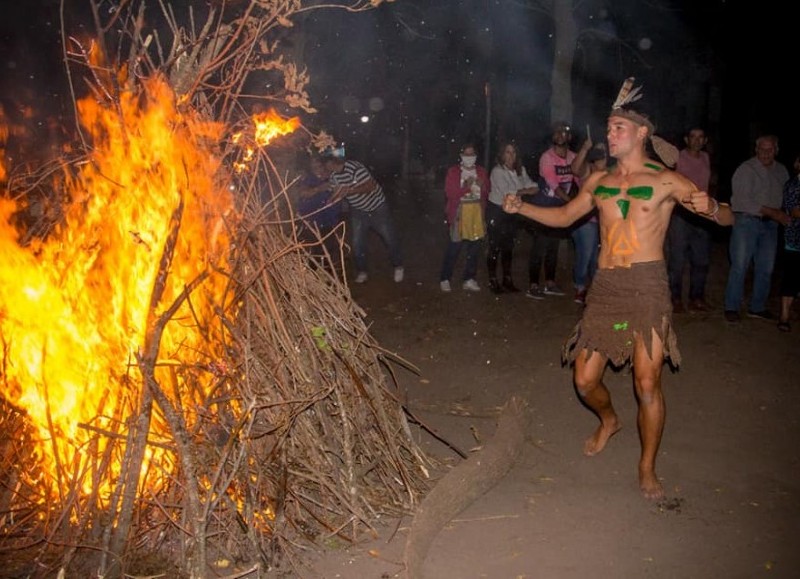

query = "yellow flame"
232;109;300;173
253;109;300;147
0;76;237;502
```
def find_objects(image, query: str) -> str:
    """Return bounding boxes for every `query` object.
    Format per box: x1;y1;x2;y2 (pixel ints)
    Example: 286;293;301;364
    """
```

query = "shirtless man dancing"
503;79;734;499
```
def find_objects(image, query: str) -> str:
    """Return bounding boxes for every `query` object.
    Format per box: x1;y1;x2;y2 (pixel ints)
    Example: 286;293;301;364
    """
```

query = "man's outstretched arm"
503;187;595;228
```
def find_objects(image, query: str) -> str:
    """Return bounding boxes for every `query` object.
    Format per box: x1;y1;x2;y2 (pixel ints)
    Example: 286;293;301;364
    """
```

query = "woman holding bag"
440;142;490;292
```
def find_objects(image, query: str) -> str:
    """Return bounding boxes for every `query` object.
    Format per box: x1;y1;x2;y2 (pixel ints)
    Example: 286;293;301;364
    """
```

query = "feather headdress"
608;77;654;135
611;77;643;110
608;77;678;168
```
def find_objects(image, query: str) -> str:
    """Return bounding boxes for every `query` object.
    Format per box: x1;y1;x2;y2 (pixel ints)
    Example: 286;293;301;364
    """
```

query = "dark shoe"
777;321;791;332
747;310;776;321
502;277;520;293
543;283;565;296
672;299;685;314
574;289;587;305
488;278;504;294
525;284;545;300
724;310;741;322
688;299;711;312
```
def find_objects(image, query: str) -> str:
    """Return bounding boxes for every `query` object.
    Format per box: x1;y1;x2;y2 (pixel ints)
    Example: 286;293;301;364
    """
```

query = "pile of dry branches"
0;188;433;578
0;1;432;577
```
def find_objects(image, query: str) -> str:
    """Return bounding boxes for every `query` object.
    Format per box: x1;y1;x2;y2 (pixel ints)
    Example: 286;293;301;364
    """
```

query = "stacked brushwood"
219;184;435;570
0;177;433;578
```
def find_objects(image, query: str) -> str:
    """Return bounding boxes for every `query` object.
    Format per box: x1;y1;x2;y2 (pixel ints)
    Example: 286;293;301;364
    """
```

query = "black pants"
485;202;518;281
527;224;562;285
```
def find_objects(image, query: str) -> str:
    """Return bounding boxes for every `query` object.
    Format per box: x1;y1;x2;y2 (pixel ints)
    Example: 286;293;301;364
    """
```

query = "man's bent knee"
574;350;605;396
574;375;599;397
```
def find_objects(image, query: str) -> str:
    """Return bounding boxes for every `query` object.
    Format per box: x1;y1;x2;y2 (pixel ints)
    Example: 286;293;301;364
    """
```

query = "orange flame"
0;77;237;502
232;108;300;172
253;108;300;147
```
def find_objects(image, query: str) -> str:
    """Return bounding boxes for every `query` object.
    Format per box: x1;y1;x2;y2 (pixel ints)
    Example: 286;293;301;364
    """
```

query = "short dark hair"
685;127;706;138
323;155;344;167
551;121;571;134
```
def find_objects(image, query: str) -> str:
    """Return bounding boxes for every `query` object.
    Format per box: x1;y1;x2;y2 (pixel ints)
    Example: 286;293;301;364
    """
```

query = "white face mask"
460;154;477;167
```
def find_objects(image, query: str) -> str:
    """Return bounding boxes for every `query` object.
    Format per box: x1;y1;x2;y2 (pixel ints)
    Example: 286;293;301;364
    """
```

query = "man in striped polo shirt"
324;154;404;284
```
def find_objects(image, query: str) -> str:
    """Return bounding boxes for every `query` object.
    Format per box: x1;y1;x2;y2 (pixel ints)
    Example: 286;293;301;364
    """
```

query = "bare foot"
583;419;621;456
639;469;664;500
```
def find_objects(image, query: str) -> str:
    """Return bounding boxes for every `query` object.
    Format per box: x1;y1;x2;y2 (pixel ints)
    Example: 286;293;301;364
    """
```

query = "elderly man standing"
723;135;790;322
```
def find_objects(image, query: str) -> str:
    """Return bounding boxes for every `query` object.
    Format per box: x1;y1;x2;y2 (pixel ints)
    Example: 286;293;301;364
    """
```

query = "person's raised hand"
502;193;522;214
681;190;715;215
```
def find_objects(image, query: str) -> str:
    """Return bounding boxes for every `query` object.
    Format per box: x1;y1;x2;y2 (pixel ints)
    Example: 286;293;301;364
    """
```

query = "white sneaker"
354;272;368;284
393;267;404;283
440;280;452;292
462;279;480;292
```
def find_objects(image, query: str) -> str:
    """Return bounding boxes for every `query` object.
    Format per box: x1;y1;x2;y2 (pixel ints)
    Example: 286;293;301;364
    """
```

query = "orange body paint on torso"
591;169;673;268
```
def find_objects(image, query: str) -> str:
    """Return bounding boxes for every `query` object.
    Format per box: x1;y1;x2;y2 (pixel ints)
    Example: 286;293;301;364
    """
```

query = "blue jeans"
571;219;599;290
440;239;482;282
667;210;712;301
348;203;403;274
724;214;778;313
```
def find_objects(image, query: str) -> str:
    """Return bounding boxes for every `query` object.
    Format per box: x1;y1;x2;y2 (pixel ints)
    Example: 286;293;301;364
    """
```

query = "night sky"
299;0;796;189
0;0;796;191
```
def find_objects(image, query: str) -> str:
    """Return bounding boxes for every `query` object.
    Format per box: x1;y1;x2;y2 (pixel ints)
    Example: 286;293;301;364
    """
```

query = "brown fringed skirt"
562;260;681;368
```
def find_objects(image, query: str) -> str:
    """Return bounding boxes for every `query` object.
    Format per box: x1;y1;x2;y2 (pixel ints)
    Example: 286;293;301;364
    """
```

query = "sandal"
777;321;791;333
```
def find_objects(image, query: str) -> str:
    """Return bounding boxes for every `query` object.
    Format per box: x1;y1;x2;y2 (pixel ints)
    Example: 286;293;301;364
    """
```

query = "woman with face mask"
440;142;491;292
486;141;539;293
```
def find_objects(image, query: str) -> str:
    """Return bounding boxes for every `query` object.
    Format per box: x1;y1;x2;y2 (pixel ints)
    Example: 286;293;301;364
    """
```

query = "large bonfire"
0;1;430;577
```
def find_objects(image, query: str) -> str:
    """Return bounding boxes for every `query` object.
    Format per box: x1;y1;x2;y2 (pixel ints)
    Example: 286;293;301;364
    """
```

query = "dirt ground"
302;181;800;579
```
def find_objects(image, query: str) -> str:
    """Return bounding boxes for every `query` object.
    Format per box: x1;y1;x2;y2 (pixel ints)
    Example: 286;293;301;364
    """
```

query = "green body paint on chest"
595;185;654;219
594;185;653;200
594;185;620;199
627;186;653;200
